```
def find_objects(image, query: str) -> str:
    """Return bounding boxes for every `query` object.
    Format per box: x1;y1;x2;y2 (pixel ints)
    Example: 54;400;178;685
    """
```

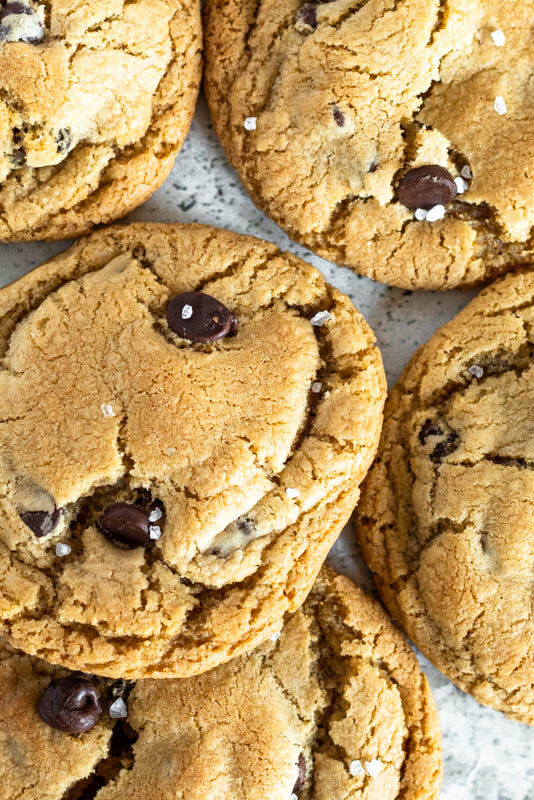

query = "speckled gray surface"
2;97;533;799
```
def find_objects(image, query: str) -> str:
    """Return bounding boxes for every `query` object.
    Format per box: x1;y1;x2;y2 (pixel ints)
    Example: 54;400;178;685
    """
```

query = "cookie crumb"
310;310;331;326
312;381;323;393
468;364;484;378
349;759;365;776
100;403;115;418
426;205;446;222
109;698;128;719
286;487;300;499
454;176;468;194
414;208;428;221
365;759;383;777
494;96;507;115
461;165;473;180
181;304;193;320
55;543;71;557
244;116;257;131
491;29;506;47
149;525;162;541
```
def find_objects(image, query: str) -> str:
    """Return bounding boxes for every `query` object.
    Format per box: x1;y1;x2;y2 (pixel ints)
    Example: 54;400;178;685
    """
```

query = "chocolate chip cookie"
0;222;386;678
0;1;201;241
357;267;534;724
204;0;534;290
0;568;442;800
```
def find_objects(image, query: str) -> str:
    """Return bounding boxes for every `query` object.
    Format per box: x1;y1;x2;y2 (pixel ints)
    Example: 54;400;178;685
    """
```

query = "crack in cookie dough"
205;0;534;290
357;267;534;724
0;1;201;241
0;223;385;678
0;568;442;800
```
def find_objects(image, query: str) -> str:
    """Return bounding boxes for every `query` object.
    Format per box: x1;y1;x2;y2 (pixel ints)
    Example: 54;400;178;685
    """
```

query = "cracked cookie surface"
0;568;442;800
204;0;534;290
0;0;201;241
357;267;534;724
0;222;385;677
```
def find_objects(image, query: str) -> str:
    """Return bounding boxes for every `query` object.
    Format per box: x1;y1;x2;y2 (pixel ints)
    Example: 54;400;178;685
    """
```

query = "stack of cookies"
0;1;531;798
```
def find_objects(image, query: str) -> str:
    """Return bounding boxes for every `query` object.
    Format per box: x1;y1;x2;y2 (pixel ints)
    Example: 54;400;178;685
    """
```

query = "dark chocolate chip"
397;165;457;210
333;106;345;127
38;677;102;734
98;503;151;548
368;160;379;173
12;126;22;144
0;2;44;44
20;507;61;538
295;3;317;31
293;753;307;794
166;292;239;344
56;127;72;154
419;419;459;463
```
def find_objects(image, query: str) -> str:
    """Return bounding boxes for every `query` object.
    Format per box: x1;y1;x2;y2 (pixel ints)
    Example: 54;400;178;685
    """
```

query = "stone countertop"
1;97;533;799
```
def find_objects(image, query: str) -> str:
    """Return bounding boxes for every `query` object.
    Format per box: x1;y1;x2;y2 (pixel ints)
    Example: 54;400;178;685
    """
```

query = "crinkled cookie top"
0;223;385;678
0;0;201;240
358;267;534;724
0;569;442;800
205;0;534;289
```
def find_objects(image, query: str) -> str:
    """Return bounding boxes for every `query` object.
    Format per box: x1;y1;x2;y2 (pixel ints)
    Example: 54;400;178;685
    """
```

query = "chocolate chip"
293;753;307;794
166;292;239;344
368;160;379;173
397;165;457;210
333;106;345;127
419;418;459;464
295;3;317;31
38;677;102;734
11;147;26;166
237;517;254;536
98;503;152;548
56;127;72;154
0;2;44;44
20;507;61;538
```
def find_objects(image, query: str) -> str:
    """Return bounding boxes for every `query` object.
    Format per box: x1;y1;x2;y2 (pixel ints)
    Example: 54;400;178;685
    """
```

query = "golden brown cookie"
0;222;385;678
0;568;442;800
0;1;201;241
357;267;534;724
204;0;534;290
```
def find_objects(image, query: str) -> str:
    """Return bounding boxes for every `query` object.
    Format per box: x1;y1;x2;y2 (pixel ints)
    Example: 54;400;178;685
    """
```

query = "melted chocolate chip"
56;127;72;154
38;677;102;734
333;106;345;127
295;3;317;31
419;419;459;464
20;507;61;537
98;503;151;548
397;165;457;210
166;292;239;344
293;753;307;794
0;2;44;44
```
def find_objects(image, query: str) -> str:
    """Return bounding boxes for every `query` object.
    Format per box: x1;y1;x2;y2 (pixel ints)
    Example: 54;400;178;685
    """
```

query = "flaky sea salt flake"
365;759;383;778
455;176;468;194
494;96;507;115
149;507;163;523
244;116;257;131
426;205;446;222
270;631;281;642
149;525;162;541
55;543;71;557
491;29;506;47
414;208;428;221
461;165;473;180
312;382;323;393
109;698;128;719
286;487;300;499
349;760;365;776
310;310;331;326
468;365;484;379
181;304;193;320
101;403;115;418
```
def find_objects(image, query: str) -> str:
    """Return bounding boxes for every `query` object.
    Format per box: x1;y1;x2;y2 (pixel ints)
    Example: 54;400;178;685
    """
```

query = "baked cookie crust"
0;222;385;678
0;568;442;800
357;268;534;724
205;0;534;290
0;1;201;241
